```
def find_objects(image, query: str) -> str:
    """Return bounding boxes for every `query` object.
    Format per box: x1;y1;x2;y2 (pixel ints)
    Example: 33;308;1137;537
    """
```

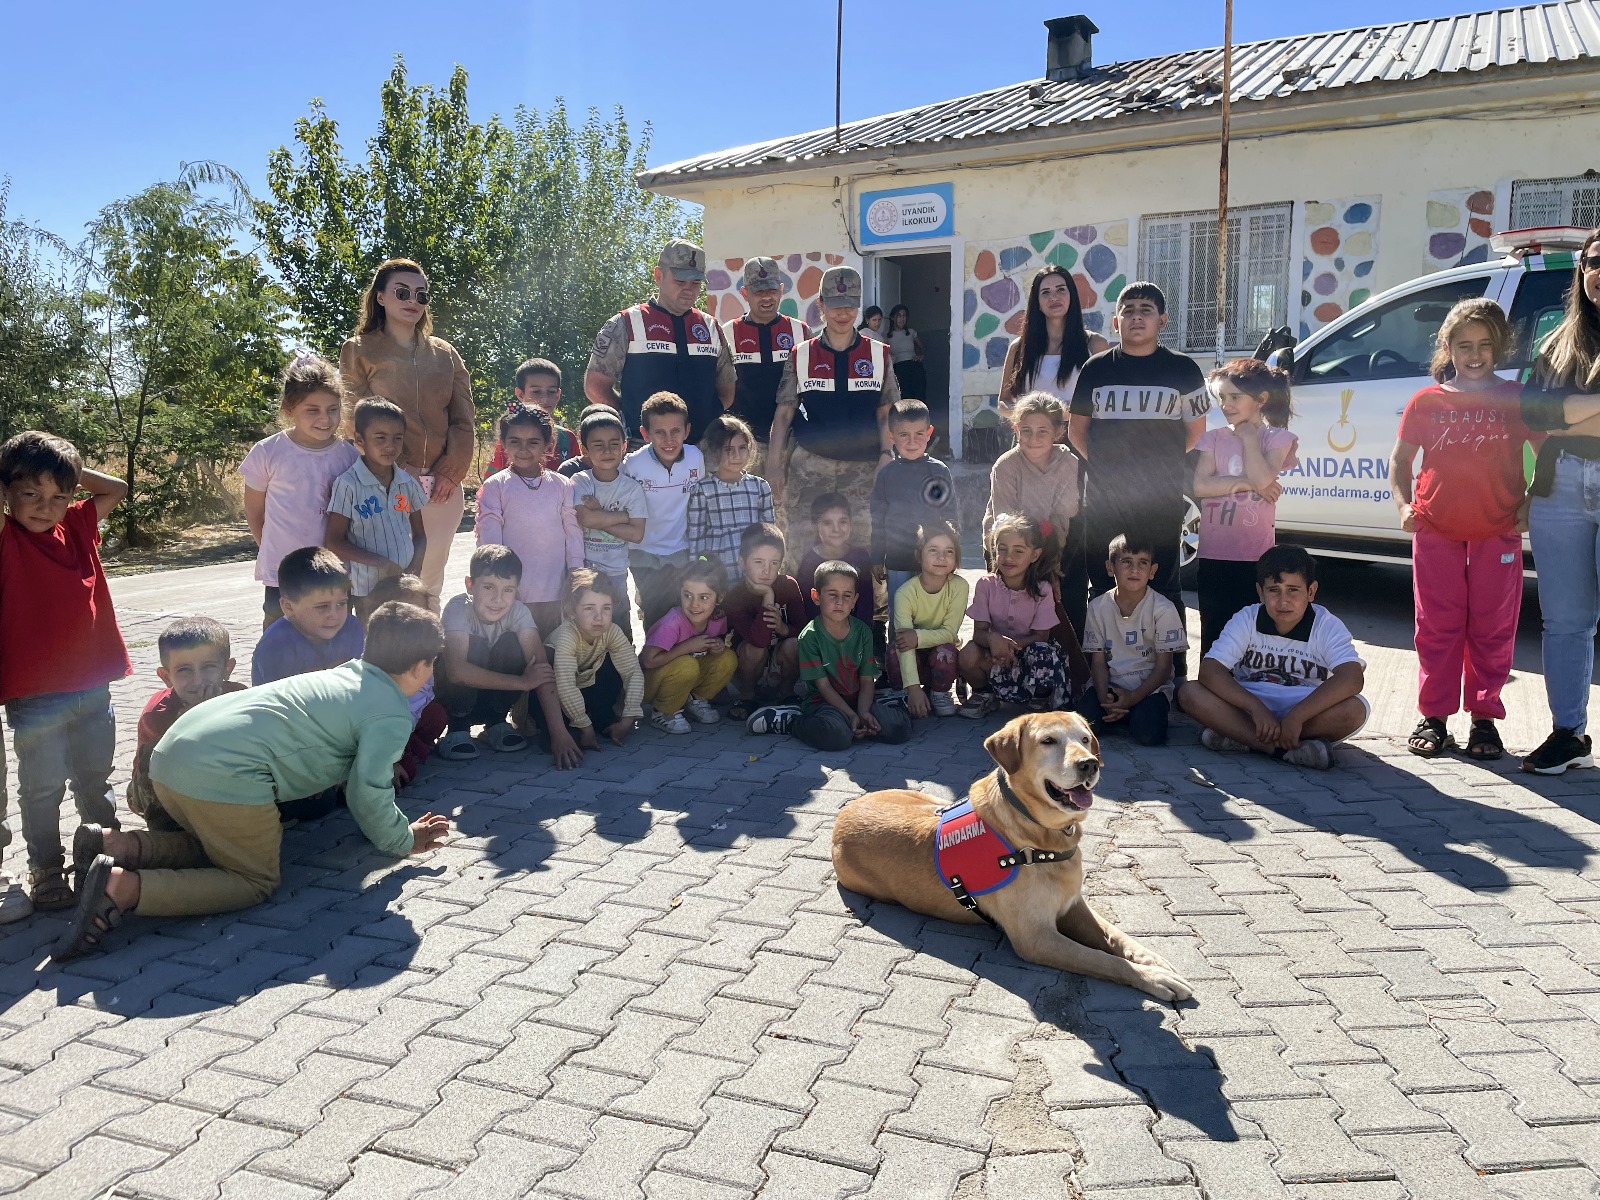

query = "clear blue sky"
5;0;1470;241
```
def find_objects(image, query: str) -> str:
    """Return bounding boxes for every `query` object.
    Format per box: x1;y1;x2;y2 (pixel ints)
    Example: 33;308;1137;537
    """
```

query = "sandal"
437;730;480;762
1465;719;1504;761
72;823;136;880
26;867;74;912
50;855;124;962
479;721;528;754
1407;717;1455;758
729;699;752;722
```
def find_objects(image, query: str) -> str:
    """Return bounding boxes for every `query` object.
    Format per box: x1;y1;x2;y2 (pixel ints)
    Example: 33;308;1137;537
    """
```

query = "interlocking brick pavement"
4;541;1600;1197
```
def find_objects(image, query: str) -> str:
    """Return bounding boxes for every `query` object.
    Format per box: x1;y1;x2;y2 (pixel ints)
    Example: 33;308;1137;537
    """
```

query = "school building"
639;1;1600;458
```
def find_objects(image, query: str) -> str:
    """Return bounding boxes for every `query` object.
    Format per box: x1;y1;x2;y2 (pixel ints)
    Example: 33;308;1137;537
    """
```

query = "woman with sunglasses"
339;258;476;607
1519;228;1600;776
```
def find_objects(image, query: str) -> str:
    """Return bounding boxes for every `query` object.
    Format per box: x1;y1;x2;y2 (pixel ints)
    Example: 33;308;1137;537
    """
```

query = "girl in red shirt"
1391;298;1536;761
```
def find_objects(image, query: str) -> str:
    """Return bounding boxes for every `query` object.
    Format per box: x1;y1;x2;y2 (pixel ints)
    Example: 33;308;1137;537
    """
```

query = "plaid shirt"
687;472;775;575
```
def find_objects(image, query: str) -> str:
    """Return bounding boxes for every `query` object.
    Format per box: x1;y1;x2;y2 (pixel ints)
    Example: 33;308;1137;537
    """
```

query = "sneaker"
1281;739;1333;770
958;691;1000;721
746;704;802;735
1522;728;1595;776
930;690;958;718
1201;728;1251;754
683;697;721;724
0;874;32;925
650;710;692;735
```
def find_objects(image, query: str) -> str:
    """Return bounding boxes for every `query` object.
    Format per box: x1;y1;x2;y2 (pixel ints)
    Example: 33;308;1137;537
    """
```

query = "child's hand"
605;717;635;746
906;686;930;719
1516;498;1531;534
550;728;584;770
1257;481;1283;504
1398;503;1416;533
1250;705;1281;746
392;762;413;790
702;636;726;655
580;494;602;510
576;725;600;751
894;628;919;652
990;635;1020;666
762;605;787;635
379;559;404;581
857;707;881;736
521;661;555;691
409;812;450;854
1277;710;1306;750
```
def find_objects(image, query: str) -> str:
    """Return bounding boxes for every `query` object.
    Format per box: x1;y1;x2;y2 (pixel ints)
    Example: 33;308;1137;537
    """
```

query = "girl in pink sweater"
475;404;583;635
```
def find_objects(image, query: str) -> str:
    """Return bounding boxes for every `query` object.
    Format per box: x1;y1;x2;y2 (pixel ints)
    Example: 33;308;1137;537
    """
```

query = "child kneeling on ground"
792;560;912;749
52;602;452;961
1080;533;1187;746
435;544;580;768
548;569;645;757
1179;544;1369;771
641;558;738;735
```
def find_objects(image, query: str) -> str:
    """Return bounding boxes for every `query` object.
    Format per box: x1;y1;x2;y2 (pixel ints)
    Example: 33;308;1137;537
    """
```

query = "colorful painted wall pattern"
1299;198;1380;338
963;221;1130;379
702;251;859;329
1423;188;1496;272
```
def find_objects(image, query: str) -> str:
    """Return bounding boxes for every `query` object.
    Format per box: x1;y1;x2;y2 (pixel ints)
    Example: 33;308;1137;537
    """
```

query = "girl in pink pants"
1390;298;1537;761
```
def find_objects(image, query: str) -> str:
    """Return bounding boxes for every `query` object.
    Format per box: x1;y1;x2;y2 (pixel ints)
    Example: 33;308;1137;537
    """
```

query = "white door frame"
864;238;965;459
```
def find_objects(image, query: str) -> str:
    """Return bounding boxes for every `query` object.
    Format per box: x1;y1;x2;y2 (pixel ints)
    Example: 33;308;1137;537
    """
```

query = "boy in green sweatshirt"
53;602;452;961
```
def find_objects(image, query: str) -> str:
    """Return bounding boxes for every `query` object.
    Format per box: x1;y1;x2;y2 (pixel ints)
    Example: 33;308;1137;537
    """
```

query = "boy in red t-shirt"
0;431;132;918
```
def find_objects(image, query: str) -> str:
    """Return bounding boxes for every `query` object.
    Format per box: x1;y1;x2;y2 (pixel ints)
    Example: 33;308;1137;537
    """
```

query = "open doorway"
871;250;953;454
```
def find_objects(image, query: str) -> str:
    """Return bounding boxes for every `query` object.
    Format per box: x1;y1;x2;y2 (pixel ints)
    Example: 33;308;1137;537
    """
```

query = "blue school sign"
859;183;955;246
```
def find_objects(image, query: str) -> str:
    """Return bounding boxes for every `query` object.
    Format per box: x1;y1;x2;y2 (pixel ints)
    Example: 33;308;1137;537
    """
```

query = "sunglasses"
388;284;430;305
1582;255;1600;274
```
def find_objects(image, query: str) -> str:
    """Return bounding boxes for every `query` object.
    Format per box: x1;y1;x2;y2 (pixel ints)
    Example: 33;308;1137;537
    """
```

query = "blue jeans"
1528;453;1600;734
3;684;118;869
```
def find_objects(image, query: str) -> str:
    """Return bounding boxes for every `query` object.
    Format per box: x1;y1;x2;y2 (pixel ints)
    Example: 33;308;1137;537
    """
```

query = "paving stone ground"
3;535;1600;1198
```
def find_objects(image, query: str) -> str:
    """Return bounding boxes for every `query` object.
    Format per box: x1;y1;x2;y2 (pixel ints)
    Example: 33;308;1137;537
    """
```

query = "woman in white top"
859;306;887;341
997;265;1109;418
886;304;926;399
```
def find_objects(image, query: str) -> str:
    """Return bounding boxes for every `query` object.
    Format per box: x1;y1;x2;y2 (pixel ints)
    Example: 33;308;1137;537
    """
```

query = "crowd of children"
5;260;1596;949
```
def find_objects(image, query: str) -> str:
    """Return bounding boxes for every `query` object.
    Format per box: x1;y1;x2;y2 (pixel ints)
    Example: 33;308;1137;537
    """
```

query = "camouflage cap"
658;239;707;282
819;266;862;309
741;257;784;292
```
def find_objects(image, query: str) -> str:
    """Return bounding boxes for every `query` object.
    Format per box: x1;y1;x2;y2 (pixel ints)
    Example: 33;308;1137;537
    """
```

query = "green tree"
256;57;695;427
73;174;288;544
0;180;96;446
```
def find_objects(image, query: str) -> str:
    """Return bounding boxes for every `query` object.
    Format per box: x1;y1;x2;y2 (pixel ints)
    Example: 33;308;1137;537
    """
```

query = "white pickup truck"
1182;227;1584;572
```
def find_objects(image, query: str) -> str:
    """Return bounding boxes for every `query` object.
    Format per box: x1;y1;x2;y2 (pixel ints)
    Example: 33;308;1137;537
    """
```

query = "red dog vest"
934;788;1078;924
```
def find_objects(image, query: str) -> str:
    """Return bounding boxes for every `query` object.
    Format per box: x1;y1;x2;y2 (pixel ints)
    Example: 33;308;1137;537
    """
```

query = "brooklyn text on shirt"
1238;648;1333;684
1089;387;1207;419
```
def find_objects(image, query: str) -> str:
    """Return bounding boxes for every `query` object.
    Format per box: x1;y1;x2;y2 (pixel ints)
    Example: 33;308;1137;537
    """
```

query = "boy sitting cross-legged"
1179;544;1369;771
54;602;452;961
252;547;365;685
726;522;805;730
791;560;912;750
0;431;132;919
434;544;581;769
1080;533;1186;747
127;617;246;834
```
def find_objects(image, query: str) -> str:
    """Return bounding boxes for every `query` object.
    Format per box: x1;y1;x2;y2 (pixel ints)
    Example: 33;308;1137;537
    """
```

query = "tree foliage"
71;173;288;544
257;57;694;424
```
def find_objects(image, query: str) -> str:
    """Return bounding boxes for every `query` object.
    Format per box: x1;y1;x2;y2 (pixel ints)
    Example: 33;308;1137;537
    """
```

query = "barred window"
1138;203;1292;354
1510;175;1600;230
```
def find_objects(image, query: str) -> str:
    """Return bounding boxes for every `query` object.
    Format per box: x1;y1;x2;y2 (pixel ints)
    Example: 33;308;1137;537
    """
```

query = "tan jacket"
339;329;476;484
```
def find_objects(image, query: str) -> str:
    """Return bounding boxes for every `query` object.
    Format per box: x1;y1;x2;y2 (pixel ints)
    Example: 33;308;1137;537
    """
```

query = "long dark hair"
356;258;434;339
1018;266;1092;389
1540;227;1600;391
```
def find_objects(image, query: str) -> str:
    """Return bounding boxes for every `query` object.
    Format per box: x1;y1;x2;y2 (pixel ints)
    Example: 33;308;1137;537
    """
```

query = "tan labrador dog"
832;711;1193;1003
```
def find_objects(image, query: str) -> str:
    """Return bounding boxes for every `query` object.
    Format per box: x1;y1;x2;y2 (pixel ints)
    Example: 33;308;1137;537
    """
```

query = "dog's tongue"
1066;786;1094;810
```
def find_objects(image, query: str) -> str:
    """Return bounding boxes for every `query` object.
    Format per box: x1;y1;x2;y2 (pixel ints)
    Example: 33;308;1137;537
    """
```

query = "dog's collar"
995;770;1080;858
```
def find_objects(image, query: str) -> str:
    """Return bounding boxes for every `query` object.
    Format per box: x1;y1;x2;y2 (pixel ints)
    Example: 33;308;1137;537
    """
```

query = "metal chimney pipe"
1045;15;1100;82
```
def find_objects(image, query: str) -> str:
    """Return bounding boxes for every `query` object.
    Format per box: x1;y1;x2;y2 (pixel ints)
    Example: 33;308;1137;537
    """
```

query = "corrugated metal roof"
640;1;1600;185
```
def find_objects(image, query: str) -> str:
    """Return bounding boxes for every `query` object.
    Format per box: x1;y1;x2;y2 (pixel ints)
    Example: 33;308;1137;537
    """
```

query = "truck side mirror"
1267;346;1294;372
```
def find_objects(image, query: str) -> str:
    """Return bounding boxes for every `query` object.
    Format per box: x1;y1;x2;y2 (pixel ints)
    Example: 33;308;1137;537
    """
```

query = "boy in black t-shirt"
1069;283;1209;676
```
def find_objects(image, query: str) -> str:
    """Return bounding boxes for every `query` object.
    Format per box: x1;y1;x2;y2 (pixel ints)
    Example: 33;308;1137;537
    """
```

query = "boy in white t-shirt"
1179;545;1369;771
1080;534;1186;746
622;392;705;632
571;409;647;639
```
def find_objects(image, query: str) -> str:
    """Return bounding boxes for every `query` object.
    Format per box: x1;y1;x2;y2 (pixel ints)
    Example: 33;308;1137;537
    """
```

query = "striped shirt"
686;472;775;576
327;459;426;597
548;621;644;728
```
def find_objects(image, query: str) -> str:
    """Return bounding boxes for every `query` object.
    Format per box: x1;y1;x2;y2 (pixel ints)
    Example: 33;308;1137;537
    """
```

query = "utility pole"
835;0;844;145
1215;0;1234;367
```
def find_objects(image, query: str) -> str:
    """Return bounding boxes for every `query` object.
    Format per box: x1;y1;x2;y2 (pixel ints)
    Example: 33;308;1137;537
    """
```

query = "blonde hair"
1009;391;1066;430
1431;297;1516;384
356;258;434;340
1537;228;1600;391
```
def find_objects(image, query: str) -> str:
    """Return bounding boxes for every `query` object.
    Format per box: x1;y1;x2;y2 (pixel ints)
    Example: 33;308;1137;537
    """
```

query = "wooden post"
1216;0;1234;367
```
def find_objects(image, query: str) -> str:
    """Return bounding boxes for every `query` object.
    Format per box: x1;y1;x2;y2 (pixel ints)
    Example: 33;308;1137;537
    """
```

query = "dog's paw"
1134;967;1194;1005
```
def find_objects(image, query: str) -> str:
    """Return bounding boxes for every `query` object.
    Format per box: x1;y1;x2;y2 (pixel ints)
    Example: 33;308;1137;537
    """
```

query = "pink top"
645;607;730;651
239;432;360;585
474;468;584;604
967;574;1057;641
1195;425;1299;562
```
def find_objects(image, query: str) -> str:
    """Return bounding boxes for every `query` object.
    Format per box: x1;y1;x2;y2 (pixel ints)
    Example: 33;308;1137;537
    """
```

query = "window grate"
1511;176;1600;230
1137;203;1291;354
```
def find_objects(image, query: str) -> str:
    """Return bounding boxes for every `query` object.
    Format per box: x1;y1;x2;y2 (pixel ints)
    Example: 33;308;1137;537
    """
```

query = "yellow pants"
130;782;283;917
644;649;737;716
